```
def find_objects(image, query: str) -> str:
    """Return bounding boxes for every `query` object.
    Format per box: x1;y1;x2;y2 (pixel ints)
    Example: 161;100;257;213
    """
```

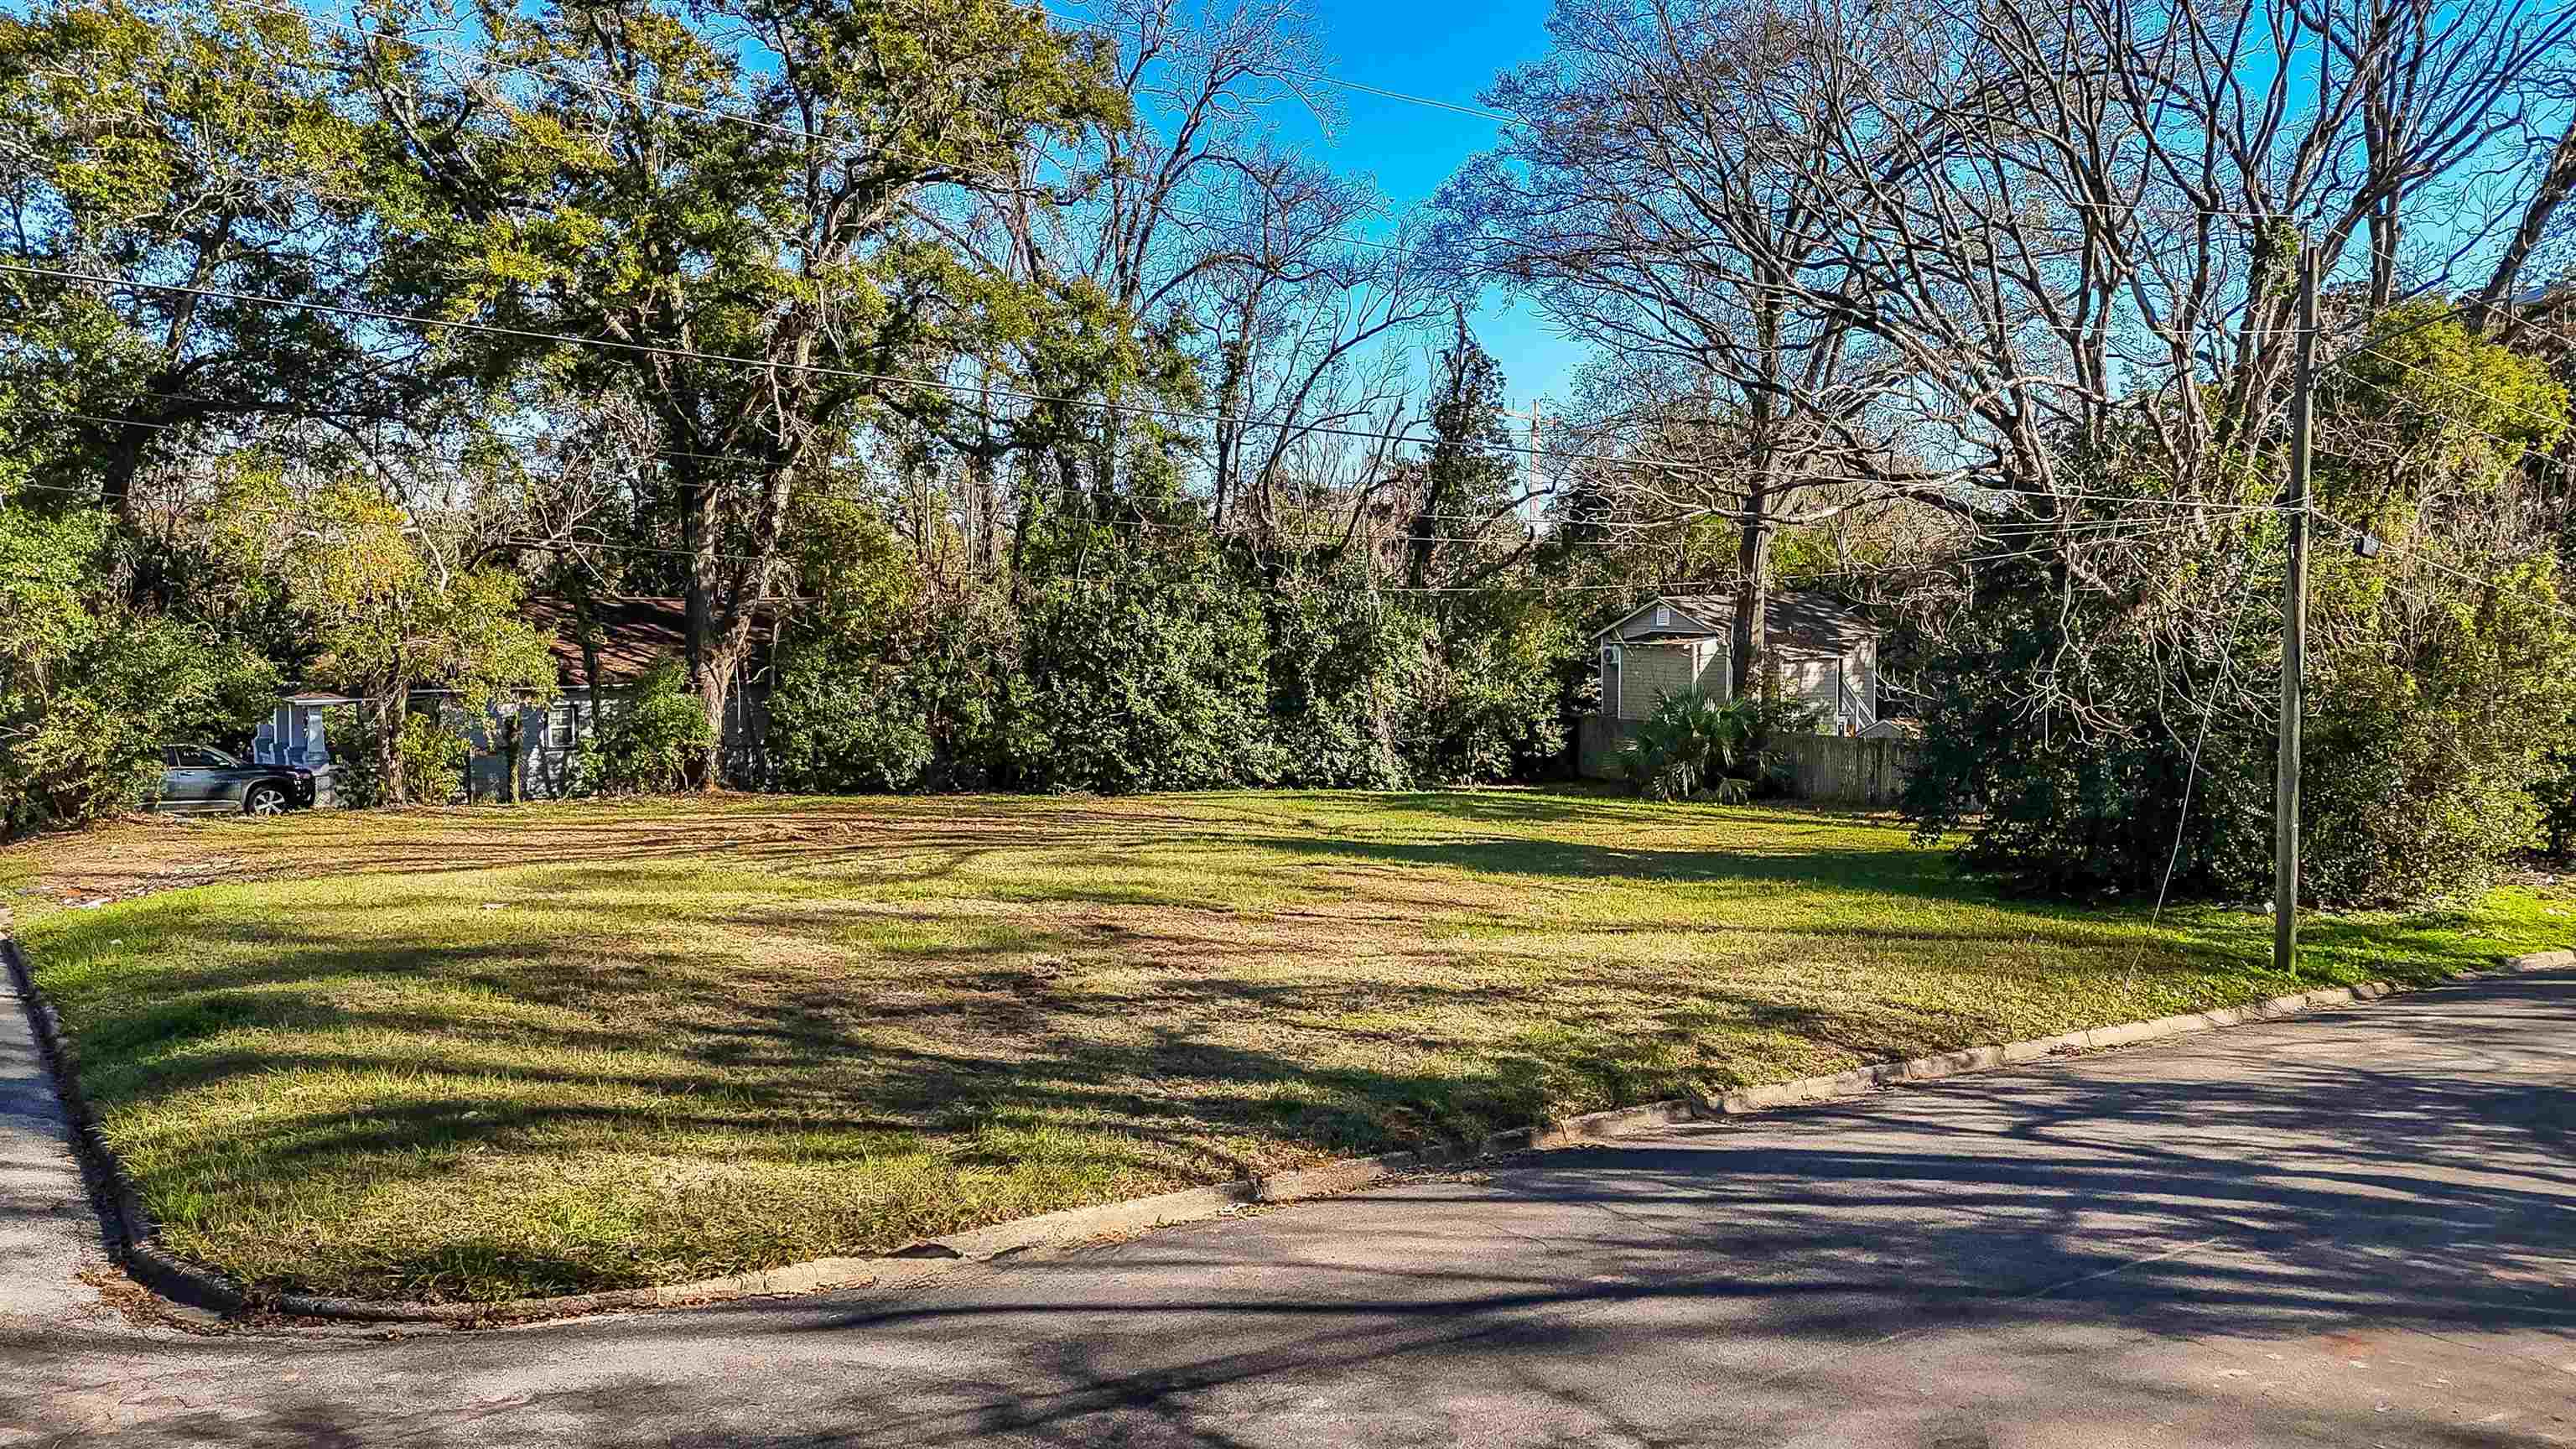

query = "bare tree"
1446;0;1936;688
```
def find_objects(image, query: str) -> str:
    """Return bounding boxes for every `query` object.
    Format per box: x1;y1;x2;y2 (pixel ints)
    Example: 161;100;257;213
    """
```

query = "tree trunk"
678;460;725;786
695;665;730;790
1730;502;1775;700
693;612;760;790
373;694;407;805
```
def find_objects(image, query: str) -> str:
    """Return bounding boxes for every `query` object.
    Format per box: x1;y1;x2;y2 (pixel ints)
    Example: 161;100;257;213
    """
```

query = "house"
267;596;779;804
1580;591;1881;778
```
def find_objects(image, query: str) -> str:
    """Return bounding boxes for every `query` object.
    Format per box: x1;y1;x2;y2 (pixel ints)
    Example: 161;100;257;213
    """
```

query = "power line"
5;259;1732;475
5;258;2070;502
23;397;2307;562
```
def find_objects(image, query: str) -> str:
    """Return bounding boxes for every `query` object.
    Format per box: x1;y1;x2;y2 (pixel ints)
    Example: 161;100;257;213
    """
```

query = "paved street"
4;965;2571;1447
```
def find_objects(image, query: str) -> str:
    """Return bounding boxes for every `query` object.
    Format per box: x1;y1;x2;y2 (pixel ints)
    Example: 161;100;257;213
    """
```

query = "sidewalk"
0;963;111;1333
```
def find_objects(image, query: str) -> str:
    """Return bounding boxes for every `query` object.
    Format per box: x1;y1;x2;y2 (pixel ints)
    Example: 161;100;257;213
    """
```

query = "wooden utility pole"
2274;247;2319;974
1519;400;1545;523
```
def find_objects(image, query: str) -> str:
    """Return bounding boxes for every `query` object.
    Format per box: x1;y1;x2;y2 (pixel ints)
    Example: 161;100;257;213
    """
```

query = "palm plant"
1618;688;1759;802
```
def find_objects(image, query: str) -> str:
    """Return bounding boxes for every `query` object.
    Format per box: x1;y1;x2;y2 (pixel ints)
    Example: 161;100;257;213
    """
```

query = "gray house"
1580;591;1881;777
267;596;776;804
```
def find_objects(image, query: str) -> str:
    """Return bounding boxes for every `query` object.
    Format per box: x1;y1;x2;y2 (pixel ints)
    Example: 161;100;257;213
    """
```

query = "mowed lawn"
9;789;2571;1304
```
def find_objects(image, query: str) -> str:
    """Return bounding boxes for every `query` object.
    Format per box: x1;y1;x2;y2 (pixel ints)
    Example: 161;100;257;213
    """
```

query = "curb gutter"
8;935;2570;1327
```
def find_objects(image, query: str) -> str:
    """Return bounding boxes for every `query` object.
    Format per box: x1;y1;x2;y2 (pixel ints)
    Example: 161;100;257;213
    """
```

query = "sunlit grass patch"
8;789;2565;1302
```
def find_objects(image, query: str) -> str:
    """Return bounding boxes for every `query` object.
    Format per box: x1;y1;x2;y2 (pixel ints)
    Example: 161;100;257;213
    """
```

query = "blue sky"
1280;0;1592;416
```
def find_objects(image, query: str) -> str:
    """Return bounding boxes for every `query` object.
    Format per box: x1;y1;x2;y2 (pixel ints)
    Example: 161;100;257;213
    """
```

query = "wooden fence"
1576;714;1920;808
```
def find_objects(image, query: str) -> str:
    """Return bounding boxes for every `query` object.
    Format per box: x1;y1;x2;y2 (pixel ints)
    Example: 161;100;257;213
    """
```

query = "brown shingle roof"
523;596;693;688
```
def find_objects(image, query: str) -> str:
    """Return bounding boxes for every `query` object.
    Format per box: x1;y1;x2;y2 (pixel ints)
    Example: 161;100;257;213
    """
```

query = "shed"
1592;591;1881;735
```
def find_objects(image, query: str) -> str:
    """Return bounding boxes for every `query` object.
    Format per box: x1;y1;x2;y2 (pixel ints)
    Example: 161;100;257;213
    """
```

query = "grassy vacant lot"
9;789;2570;1303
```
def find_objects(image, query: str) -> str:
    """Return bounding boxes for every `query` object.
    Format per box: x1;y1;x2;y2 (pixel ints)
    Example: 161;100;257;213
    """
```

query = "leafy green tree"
1403;318;1526;590
0;499;275;834
267;479;557;802
0;0;403;542
361;0;1130;782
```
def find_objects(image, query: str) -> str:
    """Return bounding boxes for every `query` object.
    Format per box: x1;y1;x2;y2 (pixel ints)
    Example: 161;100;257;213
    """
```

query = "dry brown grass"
10;789;2567;1303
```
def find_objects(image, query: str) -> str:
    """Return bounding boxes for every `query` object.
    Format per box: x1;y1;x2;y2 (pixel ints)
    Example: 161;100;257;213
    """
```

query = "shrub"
2541;748;2576;861
2;623;277;835
769;589;1019;794
1619;689;1753;802
1902;547;2576;902
574;660;717;795
1005;540;1280;792
1264;571;1431;790
325;707;469;808
1401;593;1581;785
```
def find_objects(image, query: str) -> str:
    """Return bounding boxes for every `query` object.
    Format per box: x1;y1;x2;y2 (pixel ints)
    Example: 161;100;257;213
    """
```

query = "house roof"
287;596;783;699
1597;591;1877;652
522;595;747;687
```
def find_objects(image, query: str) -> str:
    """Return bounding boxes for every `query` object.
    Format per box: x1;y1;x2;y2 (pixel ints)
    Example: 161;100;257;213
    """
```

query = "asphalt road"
5;965;2571;1448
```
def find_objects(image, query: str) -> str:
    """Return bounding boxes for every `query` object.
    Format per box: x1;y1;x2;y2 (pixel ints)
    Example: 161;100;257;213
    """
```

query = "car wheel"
242;783;288;818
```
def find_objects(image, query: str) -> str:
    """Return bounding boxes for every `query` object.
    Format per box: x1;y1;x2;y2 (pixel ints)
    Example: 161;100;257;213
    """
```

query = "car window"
174;746;236;768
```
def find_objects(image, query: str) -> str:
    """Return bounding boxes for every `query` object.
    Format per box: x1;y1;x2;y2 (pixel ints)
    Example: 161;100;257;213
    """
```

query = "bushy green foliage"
2540;750;2576;861
574;661;719;796
326;709;469;809
1262;570;1431;790
1400;595;1581;785
4;619;277;832
1616;683;1819;803
1008;537;1280;792
1618;689;1757;802
765;509;1585;797
766;499;1017;793
0;504;275;834
1904;537;2576;903
1901;601;2277;899
1906;309;2576;903
2301;567;2576;899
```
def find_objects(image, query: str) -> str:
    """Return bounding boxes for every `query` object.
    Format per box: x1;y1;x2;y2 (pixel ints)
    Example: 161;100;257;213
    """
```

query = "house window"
1653;605;1670;627
548;703;576;750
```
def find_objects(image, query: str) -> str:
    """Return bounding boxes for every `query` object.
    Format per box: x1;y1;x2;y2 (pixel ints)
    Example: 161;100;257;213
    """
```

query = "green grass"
9;789;2570;1304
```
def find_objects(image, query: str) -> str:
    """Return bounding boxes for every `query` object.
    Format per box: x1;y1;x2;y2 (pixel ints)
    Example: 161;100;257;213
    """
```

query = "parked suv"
153;745;318;817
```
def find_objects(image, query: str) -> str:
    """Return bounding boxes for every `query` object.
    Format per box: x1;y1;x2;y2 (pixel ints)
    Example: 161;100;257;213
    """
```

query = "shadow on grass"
65;972;2576;1449
18;793;2558;1301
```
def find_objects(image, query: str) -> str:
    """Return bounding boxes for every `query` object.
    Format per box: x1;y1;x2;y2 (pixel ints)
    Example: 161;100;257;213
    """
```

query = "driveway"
5;964;2570;1447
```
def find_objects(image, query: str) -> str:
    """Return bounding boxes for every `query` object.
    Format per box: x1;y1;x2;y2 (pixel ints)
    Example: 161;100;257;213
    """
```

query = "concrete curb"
6;933;2568;1327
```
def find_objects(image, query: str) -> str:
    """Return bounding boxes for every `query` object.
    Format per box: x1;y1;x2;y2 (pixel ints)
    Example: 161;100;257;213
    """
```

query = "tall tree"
361;0;1129;779
1442;0;1920;688
0;0;420;545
